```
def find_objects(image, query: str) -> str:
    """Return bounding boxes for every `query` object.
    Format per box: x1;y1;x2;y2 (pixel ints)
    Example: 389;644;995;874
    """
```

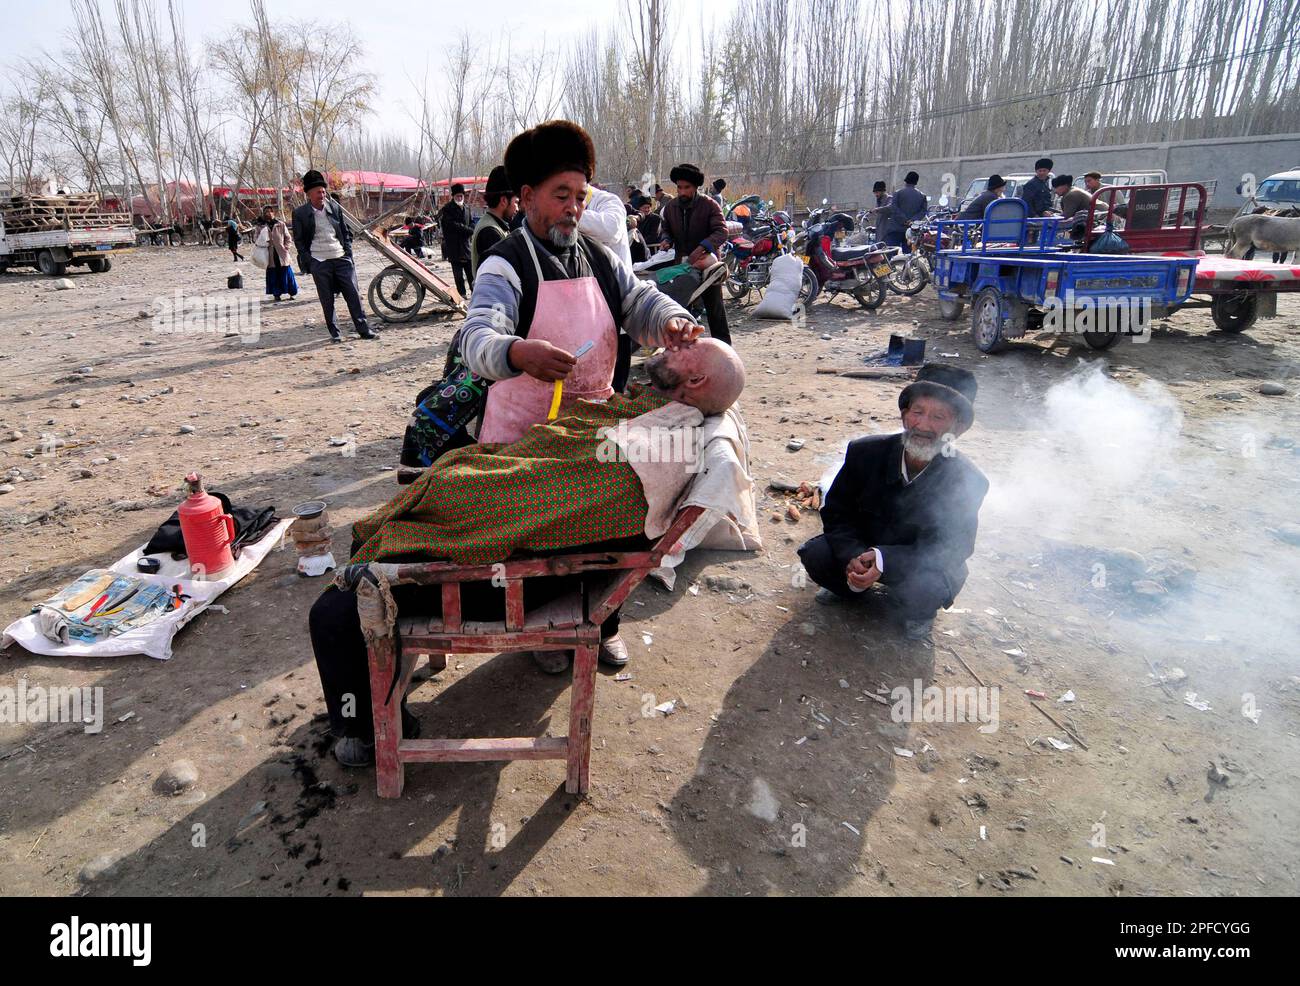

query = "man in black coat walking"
439;182;475;297
797;364;988;640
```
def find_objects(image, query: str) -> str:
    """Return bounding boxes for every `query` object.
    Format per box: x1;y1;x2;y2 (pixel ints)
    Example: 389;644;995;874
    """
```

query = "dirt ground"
1;241;1298;897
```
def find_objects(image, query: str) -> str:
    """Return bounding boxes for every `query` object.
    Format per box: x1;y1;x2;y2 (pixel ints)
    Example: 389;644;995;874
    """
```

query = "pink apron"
478;233;617;444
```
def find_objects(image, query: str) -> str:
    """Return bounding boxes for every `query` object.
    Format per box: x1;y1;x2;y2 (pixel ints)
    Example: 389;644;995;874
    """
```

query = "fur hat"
1035;158;1054;171
504;119;596;192
669;163;705;187
873;180;888;193
450;183;466;196
899;363;978;427
485;165;512;196
903;171;920;185
712;177;727;192
302;169;327;192
1051;173;1073;189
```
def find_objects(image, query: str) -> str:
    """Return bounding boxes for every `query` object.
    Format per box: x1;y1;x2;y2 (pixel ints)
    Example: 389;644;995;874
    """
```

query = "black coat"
884;184;927;236
1022;175;1053;217
819;433;988;603
439;201;474;263
291;198;353;273
958;189;1002;221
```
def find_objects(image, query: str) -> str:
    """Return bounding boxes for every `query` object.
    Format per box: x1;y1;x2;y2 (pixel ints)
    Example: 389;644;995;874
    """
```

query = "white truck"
0;193;136;276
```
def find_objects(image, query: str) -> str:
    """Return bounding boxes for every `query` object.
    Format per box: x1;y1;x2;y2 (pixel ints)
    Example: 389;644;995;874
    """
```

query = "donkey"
1225;213;1300;263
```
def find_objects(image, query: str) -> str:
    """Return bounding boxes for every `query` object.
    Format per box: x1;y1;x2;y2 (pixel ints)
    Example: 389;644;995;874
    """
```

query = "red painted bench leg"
368;638;405;798
566;645;597;795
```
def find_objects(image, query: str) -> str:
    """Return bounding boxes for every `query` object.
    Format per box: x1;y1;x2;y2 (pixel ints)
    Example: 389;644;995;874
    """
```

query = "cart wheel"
87;256;111;273
855;281;886;310
799;266;819;306
938;298;965;321
1210;293;1258;333
1082;330;1122;350
971;288;1008;353
37;250;66;277
368;264;425;322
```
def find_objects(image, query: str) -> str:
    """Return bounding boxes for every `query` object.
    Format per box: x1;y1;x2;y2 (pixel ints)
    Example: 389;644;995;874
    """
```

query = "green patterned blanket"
351;386;670;564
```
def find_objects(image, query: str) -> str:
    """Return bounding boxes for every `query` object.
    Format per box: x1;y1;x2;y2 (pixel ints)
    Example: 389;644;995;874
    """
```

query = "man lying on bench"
309;338;746;767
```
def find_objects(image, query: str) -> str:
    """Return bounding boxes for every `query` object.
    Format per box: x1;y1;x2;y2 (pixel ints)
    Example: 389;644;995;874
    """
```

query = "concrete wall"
794;133;1300;216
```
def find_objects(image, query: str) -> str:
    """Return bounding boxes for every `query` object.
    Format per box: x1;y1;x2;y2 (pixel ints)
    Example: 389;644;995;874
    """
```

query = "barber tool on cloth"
548;340;595;421
478;232;618;444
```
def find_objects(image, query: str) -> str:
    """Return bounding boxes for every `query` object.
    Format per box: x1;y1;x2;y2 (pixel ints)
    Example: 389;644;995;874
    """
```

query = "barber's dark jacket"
820;433;988;603
291;197;354;274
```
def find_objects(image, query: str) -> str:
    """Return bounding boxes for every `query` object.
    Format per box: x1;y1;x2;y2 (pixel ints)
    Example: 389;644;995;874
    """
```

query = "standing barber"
459;118;705;669
292;169;377;343
659;163;731;345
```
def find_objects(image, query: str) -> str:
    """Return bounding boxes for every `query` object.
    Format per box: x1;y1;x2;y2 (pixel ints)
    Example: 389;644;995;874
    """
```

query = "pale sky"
2;0;729;140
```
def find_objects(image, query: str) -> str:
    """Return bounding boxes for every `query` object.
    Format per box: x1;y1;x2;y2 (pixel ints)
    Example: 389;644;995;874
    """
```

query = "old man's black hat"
899;363;978;427
504;119;596;192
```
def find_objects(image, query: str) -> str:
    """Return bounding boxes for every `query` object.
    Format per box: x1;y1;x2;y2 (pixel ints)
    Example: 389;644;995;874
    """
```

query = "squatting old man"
309;340;746;768
458;119;709;449
797;364;988;640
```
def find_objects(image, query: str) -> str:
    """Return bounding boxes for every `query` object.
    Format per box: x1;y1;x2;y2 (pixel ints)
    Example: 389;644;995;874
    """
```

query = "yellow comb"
547;380;563;421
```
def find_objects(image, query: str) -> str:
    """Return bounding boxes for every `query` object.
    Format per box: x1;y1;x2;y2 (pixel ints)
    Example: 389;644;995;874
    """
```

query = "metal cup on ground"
289;500;335;577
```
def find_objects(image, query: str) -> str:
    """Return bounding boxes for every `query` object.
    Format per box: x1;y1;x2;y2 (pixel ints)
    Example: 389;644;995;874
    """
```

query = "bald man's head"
645;338;746;414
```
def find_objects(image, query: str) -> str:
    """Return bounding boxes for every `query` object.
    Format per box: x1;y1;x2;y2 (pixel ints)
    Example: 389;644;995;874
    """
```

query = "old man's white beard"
548;223;579;248
903;429;944;462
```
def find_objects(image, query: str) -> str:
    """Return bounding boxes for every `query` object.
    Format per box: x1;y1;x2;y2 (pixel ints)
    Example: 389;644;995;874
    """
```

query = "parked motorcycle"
804;212;898;310
724;211;812;302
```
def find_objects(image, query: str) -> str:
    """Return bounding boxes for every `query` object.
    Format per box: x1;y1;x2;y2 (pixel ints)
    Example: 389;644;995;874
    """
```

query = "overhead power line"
664;35;1300;151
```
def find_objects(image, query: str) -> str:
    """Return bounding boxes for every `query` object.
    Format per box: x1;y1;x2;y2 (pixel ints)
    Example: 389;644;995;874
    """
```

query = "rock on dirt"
154;759;199;795
78;853;121;883
1258;381;1287;396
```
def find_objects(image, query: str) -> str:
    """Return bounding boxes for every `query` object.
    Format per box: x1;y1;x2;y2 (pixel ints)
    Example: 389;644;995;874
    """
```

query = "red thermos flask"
177;473;236;578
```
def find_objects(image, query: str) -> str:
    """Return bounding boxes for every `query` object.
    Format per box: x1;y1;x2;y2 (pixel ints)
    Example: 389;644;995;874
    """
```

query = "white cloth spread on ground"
2;518;292;661
606;401;761;587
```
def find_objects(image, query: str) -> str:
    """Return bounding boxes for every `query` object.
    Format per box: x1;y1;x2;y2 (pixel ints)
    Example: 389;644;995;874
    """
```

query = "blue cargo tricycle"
931;198;1199;352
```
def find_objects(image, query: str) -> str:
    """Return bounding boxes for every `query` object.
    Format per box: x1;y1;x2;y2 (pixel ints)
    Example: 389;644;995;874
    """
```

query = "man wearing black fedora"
292;169;377;342
797;364;988;640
